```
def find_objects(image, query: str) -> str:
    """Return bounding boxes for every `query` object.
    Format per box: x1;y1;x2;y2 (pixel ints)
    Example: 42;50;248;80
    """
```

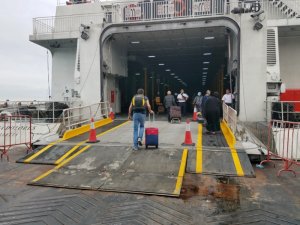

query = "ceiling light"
165;69;171;72
170;73;175;75
148;55;156;58
131;41;140;44
158;63;165;66
203;72;207;74
135;73;140;76
202;75;207;77
174;76;178;78
149;76;153;78
203;68;208;70
204;37;215;40
203;62;210;64
160;82;164;84
203;53;212;56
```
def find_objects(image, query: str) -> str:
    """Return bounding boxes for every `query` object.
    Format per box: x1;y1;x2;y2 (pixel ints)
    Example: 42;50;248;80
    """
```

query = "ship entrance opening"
102;25;238;114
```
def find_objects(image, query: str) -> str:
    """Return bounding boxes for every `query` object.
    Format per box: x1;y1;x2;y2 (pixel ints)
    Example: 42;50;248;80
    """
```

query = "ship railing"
0;101;79;124
34;0;300;34
222;102;237;134
265;100;300;123
260;120;300;176
62;102;110;130
33;12;115;34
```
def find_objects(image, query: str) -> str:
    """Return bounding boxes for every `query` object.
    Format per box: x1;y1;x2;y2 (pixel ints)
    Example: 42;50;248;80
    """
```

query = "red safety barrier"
0;115;32;161
260;120;300;176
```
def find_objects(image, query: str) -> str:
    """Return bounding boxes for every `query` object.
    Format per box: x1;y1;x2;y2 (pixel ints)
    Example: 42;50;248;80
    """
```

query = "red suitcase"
145;114;159;149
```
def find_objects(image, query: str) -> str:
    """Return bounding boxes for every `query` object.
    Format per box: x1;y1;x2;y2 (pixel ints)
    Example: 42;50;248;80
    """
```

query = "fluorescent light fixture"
204;36;215;40
203;68;208;70
165;69;171;72
148;55;156;58
203;62;210;64
203;52;212;56
203;72;207;74
170;73;175;75
174;76;178;78
202;75;207;78
149;76;153;78
135;73;140;75
158;63;165;66
160;82;164;84
131;41;140;44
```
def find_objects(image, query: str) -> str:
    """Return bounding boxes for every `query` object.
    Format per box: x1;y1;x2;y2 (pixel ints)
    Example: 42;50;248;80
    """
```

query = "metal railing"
34;0;300;35
0;115;32;161
0;101;79;123
33;13;114;34
57;0;101;6
260;120;300;176
62;102;110;130
222;102;237;134
265;100;300;123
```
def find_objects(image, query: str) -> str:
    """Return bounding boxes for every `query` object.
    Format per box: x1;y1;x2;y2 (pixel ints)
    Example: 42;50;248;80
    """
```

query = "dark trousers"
178;102;186;117
225;103;233;108
166;107;171;122
206;111;221;132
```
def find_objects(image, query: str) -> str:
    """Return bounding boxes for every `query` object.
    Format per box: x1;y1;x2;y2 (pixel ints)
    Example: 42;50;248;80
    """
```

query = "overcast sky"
0;0;56;101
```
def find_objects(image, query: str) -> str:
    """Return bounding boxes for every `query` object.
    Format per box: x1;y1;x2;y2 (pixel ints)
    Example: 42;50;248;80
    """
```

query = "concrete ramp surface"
30;146;188;197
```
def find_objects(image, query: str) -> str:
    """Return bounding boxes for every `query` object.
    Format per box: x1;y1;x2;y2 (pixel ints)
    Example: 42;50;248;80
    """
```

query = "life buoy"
174;0;186;17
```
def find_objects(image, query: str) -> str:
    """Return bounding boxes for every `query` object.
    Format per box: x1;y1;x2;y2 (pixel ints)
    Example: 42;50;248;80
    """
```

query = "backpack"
132;95;146;111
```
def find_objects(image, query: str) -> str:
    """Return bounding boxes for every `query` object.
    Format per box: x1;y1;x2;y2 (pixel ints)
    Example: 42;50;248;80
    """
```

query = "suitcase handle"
148;113;155;123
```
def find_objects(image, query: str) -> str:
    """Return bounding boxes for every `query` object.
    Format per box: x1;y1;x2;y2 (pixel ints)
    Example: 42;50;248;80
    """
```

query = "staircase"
269;0;300;18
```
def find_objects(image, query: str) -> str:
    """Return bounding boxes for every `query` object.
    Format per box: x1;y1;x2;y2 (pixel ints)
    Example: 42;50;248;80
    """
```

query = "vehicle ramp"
29;146;187;197
17;119;128;165
186;121;255;177
29;121;194;196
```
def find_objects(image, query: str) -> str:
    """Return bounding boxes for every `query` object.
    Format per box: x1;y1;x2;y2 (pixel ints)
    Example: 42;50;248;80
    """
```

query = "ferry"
0;0;299;224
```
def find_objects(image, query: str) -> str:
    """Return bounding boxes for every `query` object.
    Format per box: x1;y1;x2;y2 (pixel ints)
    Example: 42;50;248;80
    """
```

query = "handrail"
34;0;300;35
223;102;237;134
62;102;110;130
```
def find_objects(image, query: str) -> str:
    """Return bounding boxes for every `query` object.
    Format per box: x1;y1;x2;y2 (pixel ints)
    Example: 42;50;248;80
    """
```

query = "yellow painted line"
54;144;81;165
196;124;203;173
32;145;91;183
221;121;244;177
173;148;188;195
32;120;130;182
24;118;113;163
24;140;63;163
96;120;130;138
55;120;130;165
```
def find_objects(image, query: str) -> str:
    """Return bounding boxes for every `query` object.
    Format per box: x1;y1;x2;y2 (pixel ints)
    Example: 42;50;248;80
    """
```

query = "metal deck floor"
30;146;187;196
0;148;300;225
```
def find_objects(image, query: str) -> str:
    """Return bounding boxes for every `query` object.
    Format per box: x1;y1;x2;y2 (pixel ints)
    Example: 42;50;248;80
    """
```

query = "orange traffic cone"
182;119;195;146
86;118;99;143
192;106;197;121
109;107;115;120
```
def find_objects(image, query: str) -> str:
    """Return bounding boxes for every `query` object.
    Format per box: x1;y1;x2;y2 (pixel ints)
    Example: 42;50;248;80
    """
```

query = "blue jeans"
133;113;146;148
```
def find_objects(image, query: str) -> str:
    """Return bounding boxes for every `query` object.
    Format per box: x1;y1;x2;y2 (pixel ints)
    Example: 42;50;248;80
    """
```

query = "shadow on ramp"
29;146;188;197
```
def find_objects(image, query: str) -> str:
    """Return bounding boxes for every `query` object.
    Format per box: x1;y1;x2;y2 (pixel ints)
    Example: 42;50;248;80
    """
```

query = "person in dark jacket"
201;90;211;117
203;91;223;134
164;91;176;122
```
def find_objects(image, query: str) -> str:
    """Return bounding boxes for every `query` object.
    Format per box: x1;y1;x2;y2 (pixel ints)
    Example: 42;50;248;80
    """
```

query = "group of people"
192;89;235;134
128;88;235;150
163;88;235;134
